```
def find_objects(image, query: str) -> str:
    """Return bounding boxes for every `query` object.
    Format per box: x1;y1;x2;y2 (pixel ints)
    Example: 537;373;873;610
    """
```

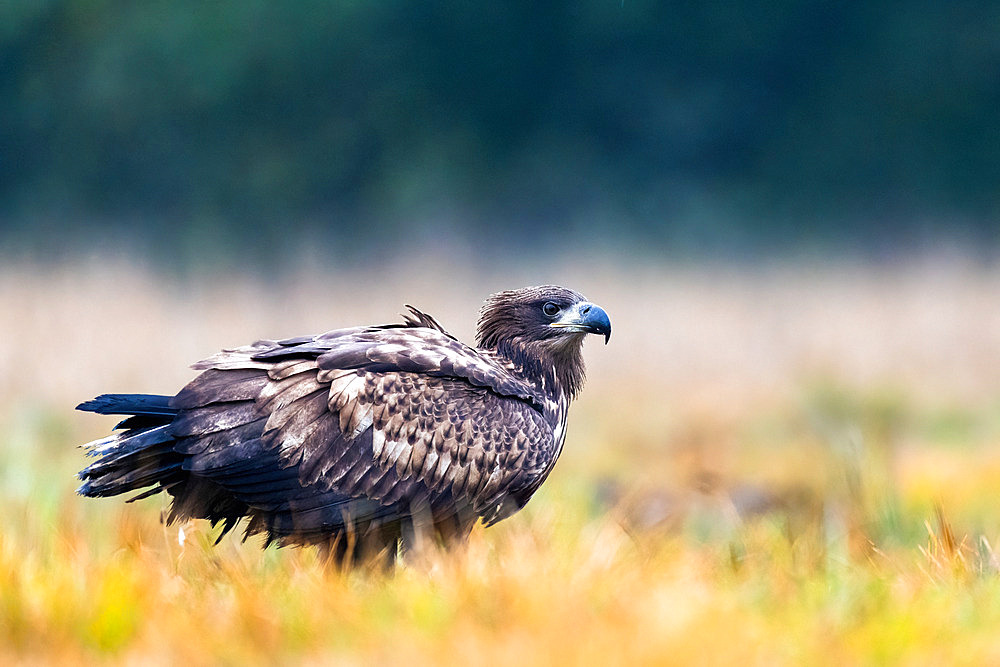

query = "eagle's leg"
316;521;401;570
398;499;476;563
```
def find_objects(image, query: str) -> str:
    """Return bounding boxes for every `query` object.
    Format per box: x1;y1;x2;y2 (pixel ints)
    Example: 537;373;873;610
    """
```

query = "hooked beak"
550;302;612;344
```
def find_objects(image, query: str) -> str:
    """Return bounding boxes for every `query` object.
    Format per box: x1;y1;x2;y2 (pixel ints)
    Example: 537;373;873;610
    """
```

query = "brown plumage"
77;285;611;563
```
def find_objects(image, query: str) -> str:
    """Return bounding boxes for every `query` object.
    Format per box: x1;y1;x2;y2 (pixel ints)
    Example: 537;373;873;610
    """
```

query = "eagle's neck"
492;337;586;401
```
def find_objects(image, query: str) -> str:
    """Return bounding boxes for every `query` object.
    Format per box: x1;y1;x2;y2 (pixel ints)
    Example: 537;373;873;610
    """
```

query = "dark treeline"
2;1;999;259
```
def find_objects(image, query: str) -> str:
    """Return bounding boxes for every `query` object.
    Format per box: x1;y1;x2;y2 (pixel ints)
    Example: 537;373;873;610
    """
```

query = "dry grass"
3;254;1000;663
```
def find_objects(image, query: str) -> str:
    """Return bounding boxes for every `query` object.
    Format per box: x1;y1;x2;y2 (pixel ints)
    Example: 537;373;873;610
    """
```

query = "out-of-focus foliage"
2;1;998;259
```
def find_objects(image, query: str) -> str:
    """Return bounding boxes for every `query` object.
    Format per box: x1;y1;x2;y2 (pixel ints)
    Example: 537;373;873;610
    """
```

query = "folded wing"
166;319;554;540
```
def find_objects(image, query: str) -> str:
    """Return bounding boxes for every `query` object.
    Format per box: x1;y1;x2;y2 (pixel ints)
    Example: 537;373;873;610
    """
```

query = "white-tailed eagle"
77;285;611;562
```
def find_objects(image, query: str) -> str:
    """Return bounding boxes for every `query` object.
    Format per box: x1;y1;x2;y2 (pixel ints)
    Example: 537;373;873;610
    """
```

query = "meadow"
3;254;1000;664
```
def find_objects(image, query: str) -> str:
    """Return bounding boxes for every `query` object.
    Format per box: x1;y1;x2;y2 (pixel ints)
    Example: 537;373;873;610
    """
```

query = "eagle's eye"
542;302;561;318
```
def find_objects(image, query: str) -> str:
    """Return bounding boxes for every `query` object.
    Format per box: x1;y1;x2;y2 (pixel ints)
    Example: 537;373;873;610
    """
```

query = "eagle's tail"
76;393;184;500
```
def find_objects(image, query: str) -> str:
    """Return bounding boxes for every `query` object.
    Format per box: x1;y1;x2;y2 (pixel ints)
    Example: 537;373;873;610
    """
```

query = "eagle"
77;285;611;562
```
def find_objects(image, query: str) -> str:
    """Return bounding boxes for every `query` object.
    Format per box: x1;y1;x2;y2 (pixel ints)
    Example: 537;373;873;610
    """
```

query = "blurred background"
4;3;1000;661
3;1;999;266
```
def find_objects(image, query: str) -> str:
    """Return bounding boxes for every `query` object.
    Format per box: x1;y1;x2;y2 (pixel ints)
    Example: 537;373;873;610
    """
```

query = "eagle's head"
476;285;611;398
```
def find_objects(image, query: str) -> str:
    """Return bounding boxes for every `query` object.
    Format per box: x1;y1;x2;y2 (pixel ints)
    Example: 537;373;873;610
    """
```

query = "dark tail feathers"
76;393;177;416
77;393;183;500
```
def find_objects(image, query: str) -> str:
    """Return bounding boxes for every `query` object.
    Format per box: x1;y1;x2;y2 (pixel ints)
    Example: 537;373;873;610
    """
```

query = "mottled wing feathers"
286;370;553;515
364;374;551;521
170;320;555;529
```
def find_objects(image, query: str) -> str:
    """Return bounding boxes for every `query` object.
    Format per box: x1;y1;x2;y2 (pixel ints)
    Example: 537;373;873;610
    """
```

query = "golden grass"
3;255;1000;663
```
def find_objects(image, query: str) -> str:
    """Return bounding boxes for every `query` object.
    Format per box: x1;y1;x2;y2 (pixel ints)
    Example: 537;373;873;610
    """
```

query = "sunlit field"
4;254;1000;664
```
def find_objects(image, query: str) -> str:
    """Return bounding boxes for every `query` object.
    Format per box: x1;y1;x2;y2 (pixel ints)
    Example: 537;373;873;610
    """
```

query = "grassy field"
3;255;1000;664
